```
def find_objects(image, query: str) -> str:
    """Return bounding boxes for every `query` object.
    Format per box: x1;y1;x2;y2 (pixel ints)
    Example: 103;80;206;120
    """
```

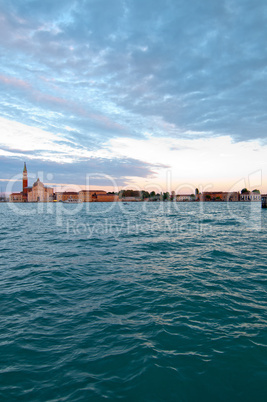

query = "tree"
119;189;140;198
241;188;248;194
163;192;170;201
141;191;150;200
252;189;260;193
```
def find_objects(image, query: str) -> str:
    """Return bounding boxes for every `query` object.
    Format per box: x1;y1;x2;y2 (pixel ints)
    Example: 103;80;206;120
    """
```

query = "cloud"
0;0;267;189
0;0;266;142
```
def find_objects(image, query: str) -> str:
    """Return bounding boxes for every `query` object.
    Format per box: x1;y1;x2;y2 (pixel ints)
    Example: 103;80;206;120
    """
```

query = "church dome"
33;178;44;187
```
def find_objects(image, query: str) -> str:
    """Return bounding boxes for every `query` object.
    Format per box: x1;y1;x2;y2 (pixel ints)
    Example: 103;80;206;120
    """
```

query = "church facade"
27;178;53;202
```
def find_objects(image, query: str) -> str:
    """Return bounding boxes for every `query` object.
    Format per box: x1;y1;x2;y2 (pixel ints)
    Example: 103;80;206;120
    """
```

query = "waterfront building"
55;191;79;202
224;192;240;202
94;193;119;202
9;192;24;202
78;190;107;202
176;194;195;202
240;191;261;202
54;190;118;203
201;192;240;202
76;190;118;202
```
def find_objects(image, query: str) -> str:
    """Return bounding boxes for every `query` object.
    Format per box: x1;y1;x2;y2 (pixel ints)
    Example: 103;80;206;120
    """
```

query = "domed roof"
33;178;44;187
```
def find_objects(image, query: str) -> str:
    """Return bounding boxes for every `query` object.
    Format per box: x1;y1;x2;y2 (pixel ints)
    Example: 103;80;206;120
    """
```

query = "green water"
1;202;266;401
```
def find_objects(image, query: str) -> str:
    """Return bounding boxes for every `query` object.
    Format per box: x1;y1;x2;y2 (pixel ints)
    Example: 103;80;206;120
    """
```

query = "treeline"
108;190;176;200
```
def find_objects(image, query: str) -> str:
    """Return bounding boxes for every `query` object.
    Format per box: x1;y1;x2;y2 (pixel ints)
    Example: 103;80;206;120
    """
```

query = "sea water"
0;202;266;401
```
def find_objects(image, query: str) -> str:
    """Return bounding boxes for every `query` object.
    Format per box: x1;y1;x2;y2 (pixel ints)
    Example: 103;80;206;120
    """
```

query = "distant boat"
63;199;81;203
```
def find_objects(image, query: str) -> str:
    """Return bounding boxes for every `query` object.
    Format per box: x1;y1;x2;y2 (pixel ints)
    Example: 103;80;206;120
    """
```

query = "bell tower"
22;162;28;200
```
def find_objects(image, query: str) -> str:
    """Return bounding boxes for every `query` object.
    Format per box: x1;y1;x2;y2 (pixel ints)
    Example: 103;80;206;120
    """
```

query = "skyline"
6;162;264;203
3;160;265;197
0;0;267;192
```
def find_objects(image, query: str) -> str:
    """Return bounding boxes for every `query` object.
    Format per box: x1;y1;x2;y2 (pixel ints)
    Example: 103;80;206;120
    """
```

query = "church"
10;163;53;202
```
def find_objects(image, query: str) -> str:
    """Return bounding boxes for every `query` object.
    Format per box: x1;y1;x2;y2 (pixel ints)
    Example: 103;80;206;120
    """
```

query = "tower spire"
22;162;28;201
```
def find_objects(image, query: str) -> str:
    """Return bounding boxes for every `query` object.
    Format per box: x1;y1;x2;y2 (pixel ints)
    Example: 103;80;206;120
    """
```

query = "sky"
0;0;267;194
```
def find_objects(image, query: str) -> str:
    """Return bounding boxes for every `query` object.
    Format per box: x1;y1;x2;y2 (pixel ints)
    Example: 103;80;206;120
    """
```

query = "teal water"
0;202;266;401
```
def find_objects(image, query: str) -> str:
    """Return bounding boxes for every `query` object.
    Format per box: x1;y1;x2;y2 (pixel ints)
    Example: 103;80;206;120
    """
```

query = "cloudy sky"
0;0;267;193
